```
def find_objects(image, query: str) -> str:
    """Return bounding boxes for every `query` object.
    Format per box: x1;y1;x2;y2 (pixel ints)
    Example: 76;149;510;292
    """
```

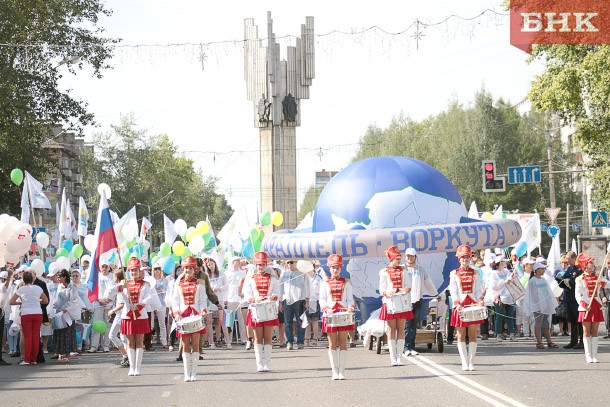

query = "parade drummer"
118;258;155;376
379;245;413;366
575;253;609;363
172;256;208;381
319;254;355;380
243;251;279;372
449;245;484;371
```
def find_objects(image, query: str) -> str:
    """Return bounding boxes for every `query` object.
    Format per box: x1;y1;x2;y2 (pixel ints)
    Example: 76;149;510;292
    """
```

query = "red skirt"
120;318;150;335
451;296;483;328
379;303;414;321
177;307;206;338
578;301;604;323
322;303;355;333
246;309;279;327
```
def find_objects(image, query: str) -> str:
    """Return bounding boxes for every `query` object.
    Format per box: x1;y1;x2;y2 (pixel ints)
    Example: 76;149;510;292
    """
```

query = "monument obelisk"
244;12;315;229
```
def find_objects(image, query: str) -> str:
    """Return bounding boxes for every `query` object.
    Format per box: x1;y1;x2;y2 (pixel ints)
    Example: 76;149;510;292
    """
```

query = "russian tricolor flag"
87;191;118;303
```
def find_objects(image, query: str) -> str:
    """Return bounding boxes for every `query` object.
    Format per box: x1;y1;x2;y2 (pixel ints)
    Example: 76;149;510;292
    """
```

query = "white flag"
546;235;562;279
140;217;152;242
78;197;89;237
114;206;138;246
492;205;503;219
217;206;251;252
163;214;177;244
520;213;541;255
20;177;30;224
53;202;61;247
467;201;479;219
25;171;51;209
59;189;72;240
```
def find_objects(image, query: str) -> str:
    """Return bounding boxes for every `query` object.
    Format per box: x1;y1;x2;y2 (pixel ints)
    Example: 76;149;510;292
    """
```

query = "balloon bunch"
260;211;284;227
0;214;33;267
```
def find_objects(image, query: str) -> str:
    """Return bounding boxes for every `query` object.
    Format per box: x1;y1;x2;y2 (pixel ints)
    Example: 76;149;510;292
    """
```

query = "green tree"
298;186;323;223
0;0;116;214
81;115;233;246
528;44;610;208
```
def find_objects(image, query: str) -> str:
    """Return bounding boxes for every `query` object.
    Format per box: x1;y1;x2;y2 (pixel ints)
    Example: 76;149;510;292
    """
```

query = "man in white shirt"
279;259;310;350
88;261;113;352
225;256;247;344
403;248;438;356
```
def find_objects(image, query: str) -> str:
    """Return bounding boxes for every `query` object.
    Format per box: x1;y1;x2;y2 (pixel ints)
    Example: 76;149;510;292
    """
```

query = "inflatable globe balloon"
311;156;467;304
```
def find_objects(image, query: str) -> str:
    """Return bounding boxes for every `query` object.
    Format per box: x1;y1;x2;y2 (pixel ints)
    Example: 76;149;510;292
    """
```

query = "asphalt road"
1;335;609;407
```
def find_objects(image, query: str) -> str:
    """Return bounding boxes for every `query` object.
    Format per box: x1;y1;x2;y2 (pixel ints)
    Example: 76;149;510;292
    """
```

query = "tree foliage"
81;115;233;245
0;0;116;214
528;44;610;208
299;89;578;220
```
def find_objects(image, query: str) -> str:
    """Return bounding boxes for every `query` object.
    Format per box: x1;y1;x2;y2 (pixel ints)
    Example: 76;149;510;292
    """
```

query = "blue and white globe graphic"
312;156;467;307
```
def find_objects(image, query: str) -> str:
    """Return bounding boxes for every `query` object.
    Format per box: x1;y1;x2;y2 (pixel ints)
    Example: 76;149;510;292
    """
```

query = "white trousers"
152;307;168;345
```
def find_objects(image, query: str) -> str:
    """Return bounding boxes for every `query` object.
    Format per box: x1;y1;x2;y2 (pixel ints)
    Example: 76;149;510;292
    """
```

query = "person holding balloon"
243;251;279;372
378;245;412;366
118;258;155;376
449;244;485;371
319;254;355;380
172;256;208;382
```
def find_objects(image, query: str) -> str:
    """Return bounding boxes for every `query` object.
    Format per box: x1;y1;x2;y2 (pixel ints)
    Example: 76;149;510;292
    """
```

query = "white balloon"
122;227;136;242
188;234;205;254
69;253;77;264
36;231;50;248
142;240;151;251
56;256;70;270
6;239;22;253
174;219;187;236
0;222;14;241
0;254;5;268
97;183;112;199
31;259;45;278
5;252;20;268
84;234;96;252
296;260;313;273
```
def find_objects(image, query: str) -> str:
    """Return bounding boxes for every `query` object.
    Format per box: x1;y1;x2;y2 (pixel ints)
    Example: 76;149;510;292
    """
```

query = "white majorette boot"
262;344;272;372
591;337;599;363
389;340;397;366
328;349;339;380
134;348;143;376
467;342;477;371
254;344;264;372
190;352;199;381
583;337;592;363
457;342;468;371
395;339;405;366
127;348;136;376
182;352;191;381
338;350;347;380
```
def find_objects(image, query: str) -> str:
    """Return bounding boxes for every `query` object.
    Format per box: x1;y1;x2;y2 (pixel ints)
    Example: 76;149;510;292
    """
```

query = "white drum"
177;315;204;334
325;311;355;327
386;293;412;314
459;305;488;322
251;301;278;322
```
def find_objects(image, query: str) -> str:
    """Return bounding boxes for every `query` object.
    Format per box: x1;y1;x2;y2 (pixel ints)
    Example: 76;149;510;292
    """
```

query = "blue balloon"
242;241;254;258
158;256;176;275
44;261;51;273
62;239;73;253
132;244;144;258
514;241;527;258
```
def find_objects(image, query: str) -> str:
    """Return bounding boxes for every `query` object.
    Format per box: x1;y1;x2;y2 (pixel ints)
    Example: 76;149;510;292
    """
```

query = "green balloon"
253;239;262;252
71;244;84;258
92;320;107;334
126;238;136;249
151;255;159;265
259;230;265;241
159;242;171;257
250;228;259;242
203;233;211;245
150;252;157;261
10;168;24;186
260;211;271;226
123;251;131;265
56;248;68;258
171;253;181;262
182;247;193;257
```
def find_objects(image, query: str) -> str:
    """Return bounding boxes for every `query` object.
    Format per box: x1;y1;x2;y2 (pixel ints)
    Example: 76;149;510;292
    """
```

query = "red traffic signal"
482;160;505;192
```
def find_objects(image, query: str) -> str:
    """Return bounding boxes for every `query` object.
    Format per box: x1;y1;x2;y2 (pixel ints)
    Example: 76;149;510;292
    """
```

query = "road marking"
415;355;528;407
161;391;171;398
408;357;507;407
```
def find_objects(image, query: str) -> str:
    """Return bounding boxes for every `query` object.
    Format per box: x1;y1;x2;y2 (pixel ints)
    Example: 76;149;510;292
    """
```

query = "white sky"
64;0;543;223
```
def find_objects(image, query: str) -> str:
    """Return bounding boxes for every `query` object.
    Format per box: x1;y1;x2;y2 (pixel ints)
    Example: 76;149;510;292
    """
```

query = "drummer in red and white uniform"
172;256;208;381
575;253;609;363
379;245;413;366
449;244;484;371
243;251;279;372
319;254;355;380
119;258;155;376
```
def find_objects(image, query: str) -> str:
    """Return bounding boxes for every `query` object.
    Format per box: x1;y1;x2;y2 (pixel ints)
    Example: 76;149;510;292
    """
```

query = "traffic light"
482;160;506;192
